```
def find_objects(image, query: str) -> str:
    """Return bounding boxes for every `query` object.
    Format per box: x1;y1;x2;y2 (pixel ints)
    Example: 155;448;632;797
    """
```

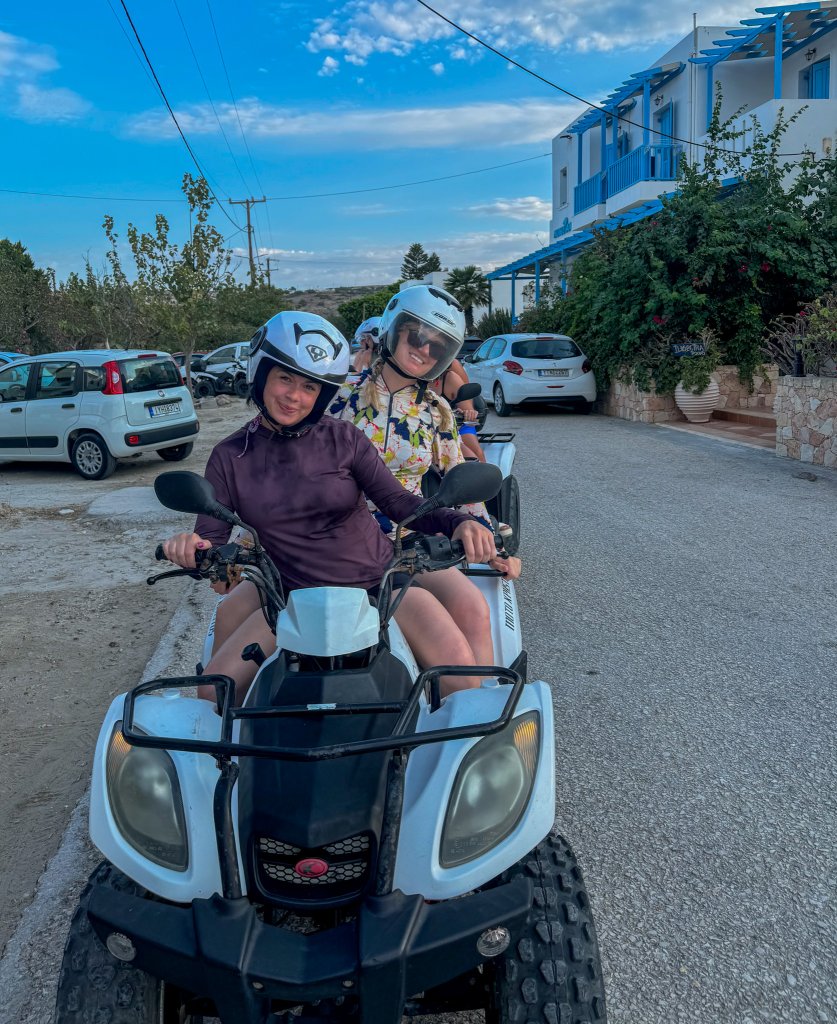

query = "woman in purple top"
161;311;495;702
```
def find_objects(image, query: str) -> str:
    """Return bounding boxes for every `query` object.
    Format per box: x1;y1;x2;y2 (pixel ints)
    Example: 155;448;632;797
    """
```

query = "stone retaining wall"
600;364;779;424
715;364;778;410
775;376;837;467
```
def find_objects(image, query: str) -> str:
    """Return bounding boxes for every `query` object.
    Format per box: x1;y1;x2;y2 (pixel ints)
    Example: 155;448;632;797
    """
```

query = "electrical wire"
104;0;158;94
117;0;243;230
171;0;252;195
414;0;812;159
0;151;551;204
204;0;275;247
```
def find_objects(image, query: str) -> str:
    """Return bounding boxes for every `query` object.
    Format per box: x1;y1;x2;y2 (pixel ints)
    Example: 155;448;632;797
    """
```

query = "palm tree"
444;266;491;332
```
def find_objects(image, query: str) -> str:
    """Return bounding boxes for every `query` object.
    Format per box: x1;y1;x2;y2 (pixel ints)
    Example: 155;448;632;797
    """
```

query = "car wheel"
233;376;249;399
493;383;513;418
71;433;117;480
158;442;194;462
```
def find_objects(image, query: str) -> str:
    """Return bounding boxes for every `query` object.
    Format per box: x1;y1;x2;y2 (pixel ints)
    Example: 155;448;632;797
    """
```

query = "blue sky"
1;0;753;288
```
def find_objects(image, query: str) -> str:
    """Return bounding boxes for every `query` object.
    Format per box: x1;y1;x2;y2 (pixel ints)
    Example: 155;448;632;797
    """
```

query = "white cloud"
16;82;91;123
305;1;757;63
469;196;551;221
318;55;340;77
0;30;91;123
125;97;583;150
430;62;444;76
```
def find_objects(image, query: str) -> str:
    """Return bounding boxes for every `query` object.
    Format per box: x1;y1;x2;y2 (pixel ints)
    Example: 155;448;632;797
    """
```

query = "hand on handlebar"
452;521;496;565
161;531;212;569
462;407;478;422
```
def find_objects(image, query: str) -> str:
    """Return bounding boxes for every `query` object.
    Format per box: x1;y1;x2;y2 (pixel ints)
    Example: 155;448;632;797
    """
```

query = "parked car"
0;349;199;479
465;333;597;416
461;335;484;359
172;351;208;376
201;341;248;376
0;351;26;368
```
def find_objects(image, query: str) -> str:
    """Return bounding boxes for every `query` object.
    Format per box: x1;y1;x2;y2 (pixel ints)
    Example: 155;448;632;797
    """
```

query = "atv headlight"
106;724;188;871
440;712;540;868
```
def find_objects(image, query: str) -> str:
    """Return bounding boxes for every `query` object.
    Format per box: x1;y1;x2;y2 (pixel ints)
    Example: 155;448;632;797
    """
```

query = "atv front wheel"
487;832;607;1024
53;861;205;1024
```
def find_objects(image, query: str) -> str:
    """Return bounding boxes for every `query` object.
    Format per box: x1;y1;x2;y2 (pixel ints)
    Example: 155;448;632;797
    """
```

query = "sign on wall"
670;341;707;357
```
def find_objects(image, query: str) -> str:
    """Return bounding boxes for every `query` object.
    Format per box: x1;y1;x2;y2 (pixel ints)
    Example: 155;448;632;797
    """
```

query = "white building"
488;1;837;320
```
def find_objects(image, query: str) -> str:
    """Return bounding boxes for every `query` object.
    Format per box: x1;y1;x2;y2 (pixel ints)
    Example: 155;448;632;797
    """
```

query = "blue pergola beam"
783;18;837;57
570;63;684;134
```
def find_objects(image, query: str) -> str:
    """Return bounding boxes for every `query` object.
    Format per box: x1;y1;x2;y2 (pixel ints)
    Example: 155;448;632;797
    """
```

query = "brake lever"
146;568;204;585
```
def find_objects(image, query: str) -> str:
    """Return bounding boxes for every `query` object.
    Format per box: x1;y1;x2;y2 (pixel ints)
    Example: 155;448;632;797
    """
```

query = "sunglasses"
403;327;448;361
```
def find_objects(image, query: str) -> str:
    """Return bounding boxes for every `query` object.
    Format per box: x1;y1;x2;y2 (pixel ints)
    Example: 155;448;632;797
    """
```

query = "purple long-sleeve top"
194;417;473;592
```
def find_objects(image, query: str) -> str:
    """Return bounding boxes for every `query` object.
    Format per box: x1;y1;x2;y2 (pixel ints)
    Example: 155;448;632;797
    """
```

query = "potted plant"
672;333;721;423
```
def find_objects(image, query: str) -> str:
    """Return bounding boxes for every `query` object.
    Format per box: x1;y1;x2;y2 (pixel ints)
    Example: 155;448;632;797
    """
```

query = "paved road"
2;407;835;1023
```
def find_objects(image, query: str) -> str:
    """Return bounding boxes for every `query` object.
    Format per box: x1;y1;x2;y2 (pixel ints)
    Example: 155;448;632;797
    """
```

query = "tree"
400;242;438;280
336;283;401;339
475;307;513;338
444;265;490;331
0;239;55;353
105;174;236;380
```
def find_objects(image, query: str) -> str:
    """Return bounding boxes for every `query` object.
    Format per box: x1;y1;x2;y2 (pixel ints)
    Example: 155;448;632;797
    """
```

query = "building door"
811;57;830;99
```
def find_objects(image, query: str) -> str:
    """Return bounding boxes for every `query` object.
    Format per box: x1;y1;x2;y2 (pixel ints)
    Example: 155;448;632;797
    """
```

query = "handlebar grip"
155;544;167;561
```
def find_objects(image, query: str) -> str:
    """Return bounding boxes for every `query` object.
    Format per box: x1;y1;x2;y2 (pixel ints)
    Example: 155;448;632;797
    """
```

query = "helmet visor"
387;311;462;381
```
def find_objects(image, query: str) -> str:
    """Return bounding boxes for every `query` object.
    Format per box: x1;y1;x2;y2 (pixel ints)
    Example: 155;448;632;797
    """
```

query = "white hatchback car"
0;349;199;479
464;333;597;416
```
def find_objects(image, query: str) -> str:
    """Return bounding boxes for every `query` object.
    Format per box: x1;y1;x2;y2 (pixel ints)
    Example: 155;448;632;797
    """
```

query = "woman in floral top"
329;285;521;687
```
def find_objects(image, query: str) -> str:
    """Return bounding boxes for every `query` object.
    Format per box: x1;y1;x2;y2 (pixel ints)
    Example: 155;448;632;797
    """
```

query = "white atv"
53;464;606;1024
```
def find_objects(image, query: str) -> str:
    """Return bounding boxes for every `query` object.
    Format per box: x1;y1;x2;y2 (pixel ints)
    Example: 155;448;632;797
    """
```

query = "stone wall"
775;376;837;467
598;379;682;423
714;364;778;410
601;364;779;424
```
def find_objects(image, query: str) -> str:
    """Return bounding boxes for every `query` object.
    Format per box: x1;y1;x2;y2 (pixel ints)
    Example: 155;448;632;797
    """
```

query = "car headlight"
106;723;189;871
440;712;540;868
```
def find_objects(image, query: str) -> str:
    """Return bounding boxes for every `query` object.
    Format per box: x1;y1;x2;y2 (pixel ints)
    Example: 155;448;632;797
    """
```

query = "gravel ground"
1;404;835;1024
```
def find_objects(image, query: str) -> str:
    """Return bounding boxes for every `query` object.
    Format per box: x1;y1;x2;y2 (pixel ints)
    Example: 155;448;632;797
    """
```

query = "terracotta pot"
674;378;720;423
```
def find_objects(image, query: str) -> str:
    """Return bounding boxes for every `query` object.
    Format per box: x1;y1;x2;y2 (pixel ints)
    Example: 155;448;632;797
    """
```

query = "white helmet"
379;285;465;381
247;311;349;431
354;316;382;346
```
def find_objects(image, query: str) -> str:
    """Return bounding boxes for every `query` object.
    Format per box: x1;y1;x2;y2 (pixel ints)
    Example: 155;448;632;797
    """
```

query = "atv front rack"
122;664;523;763
477;431;515;443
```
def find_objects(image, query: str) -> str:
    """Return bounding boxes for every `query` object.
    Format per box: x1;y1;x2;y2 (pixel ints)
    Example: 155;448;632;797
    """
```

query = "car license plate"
149;401;181;418
538;368;570;378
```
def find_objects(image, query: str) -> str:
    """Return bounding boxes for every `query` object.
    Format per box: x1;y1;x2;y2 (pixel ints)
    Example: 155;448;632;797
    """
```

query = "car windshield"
119;356;182;393
511;337;580;360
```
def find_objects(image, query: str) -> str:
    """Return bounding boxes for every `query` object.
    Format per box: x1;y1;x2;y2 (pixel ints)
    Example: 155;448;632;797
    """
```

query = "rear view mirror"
435;462;502;507
451;382;481;405
154;471;237;524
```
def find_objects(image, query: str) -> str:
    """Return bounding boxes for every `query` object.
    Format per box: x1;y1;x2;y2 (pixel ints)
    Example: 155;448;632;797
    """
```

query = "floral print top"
328;370;491;534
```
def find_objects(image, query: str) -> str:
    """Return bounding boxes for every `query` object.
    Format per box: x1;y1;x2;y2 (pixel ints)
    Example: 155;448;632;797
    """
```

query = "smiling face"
262;365;321;427
392;320;448;378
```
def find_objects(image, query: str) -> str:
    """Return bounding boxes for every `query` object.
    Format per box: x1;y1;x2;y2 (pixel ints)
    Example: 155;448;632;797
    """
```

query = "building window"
801;57;830;99
559;166;568;207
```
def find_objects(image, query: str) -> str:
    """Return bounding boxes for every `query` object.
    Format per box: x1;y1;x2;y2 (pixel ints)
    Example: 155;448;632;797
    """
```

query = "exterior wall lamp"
654;94;664;107
805;47;817;61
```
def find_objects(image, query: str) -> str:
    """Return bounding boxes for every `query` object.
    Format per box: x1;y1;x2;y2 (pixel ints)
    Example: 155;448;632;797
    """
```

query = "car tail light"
502;360;524;376
138;352;156;359
102;360;124;395
127;434;140;446
582;359;591;374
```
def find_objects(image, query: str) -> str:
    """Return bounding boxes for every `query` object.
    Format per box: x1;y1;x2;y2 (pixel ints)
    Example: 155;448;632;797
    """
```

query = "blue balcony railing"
605;144;684;198
573;172;605;214
573;145;684;214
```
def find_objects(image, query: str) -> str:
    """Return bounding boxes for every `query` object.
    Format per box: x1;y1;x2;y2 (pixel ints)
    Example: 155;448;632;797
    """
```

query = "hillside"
282;284;389;325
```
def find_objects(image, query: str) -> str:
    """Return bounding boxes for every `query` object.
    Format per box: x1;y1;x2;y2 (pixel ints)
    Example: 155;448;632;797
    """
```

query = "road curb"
0;584;215;1024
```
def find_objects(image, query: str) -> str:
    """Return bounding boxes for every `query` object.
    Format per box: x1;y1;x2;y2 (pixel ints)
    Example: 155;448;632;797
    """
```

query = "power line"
104;0;158;94
204;0;274;246
171;0;252;196
0;151;551;205
414;0;811;159
117;0;243;230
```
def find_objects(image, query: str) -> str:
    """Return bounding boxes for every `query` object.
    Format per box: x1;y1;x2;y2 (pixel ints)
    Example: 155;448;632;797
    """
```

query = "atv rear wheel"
486;832;607;1024
53;861;205;1024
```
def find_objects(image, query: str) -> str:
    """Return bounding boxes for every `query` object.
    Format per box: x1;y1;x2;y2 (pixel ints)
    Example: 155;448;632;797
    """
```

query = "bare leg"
460;433;486;462
199;607;277;703
393;587;481;695
414;567;494;666
211;581;261;655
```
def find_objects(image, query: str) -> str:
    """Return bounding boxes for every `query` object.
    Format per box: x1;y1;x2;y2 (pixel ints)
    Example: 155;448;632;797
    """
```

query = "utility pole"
265;257;281;288
227;196;266;287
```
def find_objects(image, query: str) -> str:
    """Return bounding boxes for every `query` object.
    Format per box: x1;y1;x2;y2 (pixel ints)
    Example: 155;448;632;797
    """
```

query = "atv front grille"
255;832;373;904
